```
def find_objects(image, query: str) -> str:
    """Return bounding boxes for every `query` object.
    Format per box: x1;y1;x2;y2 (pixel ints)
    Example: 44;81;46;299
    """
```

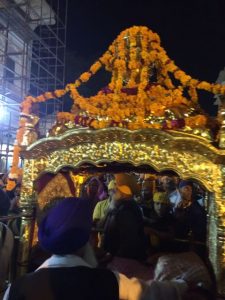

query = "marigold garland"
7;25;225;190
64;26;225;129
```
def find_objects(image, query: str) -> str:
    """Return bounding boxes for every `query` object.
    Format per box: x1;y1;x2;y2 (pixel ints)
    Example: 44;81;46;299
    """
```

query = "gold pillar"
16;205;35;277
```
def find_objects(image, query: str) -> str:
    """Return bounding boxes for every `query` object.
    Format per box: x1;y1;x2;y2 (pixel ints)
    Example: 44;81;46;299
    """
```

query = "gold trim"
22;128;225;162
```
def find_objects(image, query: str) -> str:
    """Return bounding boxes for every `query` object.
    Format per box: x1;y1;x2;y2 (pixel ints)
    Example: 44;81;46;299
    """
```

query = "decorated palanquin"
7;26;225;295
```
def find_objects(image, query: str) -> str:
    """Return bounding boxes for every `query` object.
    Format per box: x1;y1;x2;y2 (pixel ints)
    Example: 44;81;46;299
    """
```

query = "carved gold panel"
20;128;225;295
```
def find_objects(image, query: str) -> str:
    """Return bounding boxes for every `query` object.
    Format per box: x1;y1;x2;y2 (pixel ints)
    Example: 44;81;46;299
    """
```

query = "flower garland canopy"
64;25;225;129
22;25;225;129
7;25;225;190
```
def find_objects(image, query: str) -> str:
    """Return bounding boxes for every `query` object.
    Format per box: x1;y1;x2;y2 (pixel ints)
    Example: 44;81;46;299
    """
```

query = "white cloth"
37;254;91;269
168;189;181;211
144;279;187;300
154;252;211;290
197;197;204;207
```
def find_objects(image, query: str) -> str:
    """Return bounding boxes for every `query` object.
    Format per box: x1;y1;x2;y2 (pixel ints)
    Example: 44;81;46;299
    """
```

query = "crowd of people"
0;174;21;218
0;173;22;297
0;171;215;299
92;173;207;258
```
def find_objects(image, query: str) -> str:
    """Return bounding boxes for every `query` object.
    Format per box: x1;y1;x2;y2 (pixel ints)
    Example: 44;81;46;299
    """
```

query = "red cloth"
35;172;76;196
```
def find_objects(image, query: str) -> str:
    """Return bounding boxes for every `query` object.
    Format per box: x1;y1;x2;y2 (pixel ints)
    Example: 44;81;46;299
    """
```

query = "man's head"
160;176;177;192
179;180;194;201
110;173;139;201
86;178;99;198
153;192;169;217
38;197;92;255
141;180;153;202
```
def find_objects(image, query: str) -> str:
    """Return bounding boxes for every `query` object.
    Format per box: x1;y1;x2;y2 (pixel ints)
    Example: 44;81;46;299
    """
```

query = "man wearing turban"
5;198;119;300
4;196;173;300
102;173;147;261
92;178;115;226
174;180;207;248
144;192;175;253
160;175;181;211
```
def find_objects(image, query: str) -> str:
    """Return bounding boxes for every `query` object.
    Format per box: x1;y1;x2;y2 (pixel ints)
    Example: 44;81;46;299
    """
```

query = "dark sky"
58;0;225;115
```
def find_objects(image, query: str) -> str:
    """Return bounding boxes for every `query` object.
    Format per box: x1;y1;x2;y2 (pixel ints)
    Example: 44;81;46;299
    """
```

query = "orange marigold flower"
90;61;102;74
55;89;66;97
80;72;92;82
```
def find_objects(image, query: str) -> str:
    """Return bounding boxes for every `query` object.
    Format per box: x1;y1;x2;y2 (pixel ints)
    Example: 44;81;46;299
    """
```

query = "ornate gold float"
9;26;225;295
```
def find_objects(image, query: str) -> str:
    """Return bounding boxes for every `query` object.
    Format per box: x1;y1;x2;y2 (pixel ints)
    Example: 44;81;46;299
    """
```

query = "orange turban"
114;173;139;196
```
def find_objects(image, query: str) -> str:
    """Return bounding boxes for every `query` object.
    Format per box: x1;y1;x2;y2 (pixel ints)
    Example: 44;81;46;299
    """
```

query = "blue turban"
38;197;92;255
179;180;193;189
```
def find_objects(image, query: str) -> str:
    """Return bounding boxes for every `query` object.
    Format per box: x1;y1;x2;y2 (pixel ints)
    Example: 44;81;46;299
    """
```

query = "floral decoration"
7;25;225;190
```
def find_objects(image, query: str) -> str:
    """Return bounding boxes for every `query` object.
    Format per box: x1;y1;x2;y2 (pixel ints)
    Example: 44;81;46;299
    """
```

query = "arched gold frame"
19;128;225;295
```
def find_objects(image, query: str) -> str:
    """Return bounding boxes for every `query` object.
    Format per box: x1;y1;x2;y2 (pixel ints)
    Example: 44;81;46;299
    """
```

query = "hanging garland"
6;25;225;190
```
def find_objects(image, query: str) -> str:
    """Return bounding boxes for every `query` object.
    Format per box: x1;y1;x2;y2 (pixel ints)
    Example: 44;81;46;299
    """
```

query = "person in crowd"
92;179;115;227
0;187;10;217
101;173;115;187
144;191;175;253
193;183;205;207
4;197;118;300
6;183;22;236
160;175;181;211
174;180;207;256
138;178;154;218
92;179;115;248
0;222;14;293
3;196;189;300
0;174;6;190
5;179;17;204
102;173;147;261
82;176;107;210
8;183;21;215
28;197;67;272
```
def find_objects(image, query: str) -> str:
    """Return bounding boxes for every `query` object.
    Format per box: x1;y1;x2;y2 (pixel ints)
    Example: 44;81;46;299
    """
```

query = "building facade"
0;0;67;172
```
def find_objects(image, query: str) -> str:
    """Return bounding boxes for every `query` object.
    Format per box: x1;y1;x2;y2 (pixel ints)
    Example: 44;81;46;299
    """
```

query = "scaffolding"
0;0;67;173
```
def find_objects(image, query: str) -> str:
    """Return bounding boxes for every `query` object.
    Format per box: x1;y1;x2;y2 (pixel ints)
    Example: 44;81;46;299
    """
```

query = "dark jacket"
174;200;207;242
0;189;10;216
103;199;147;260
8;266;119;300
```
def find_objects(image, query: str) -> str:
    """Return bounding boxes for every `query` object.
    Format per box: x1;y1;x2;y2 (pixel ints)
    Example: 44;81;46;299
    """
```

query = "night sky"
57;0;225;115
